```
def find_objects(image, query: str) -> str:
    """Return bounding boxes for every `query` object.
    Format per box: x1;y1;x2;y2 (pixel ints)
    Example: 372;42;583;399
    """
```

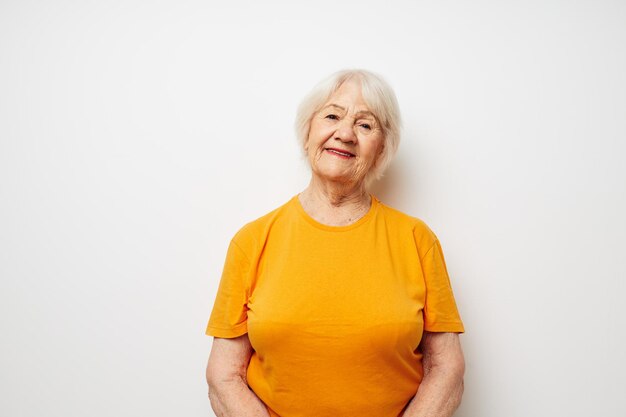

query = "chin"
313;160;363;181
318;173;360;185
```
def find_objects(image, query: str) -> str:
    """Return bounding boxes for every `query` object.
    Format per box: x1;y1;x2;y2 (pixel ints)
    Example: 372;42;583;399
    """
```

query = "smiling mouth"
325;148;355;158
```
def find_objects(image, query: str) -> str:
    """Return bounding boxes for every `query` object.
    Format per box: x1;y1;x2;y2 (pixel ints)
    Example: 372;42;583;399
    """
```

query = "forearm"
402;365;464;417
208;377;270;417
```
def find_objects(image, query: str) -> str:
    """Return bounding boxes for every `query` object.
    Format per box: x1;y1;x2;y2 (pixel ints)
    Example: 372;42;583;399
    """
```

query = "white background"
1;1;625;416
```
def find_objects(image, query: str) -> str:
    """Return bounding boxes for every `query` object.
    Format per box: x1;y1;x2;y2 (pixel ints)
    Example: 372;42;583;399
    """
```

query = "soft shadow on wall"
370;145;419;210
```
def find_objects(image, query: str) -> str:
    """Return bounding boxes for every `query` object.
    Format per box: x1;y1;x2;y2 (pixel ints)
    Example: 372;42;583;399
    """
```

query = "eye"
359;123;372;130
325;114;339;120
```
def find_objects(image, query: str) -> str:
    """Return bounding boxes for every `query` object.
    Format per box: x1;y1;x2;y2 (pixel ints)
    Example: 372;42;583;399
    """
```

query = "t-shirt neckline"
292;193;379;232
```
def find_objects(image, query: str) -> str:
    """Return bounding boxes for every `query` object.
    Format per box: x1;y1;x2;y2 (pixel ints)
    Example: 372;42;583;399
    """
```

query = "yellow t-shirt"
205;193;464;417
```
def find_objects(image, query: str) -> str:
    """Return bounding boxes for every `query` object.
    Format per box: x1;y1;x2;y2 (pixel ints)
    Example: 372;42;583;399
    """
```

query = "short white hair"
295;69;402;188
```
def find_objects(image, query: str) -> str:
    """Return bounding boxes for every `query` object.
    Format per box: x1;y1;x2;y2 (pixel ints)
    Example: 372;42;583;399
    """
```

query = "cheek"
310;120;333;138
363;138;383;159
308;132;330;152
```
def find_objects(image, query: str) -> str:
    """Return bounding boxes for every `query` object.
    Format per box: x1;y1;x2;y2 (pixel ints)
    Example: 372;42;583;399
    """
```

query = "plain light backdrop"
1;1;625;416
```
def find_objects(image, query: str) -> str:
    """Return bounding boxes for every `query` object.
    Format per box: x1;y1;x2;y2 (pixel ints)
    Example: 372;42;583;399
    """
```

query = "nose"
334;118;357;143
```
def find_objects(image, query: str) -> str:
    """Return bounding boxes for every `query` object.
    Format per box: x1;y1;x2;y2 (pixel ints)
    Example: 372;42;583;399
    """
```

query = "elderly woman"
205;69;465;417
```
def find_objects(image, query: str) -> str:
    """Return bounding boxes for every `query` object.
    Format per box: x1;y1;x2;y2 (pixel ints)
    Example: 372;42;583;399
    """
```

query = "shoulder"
229;195;294;254
377;198;439;258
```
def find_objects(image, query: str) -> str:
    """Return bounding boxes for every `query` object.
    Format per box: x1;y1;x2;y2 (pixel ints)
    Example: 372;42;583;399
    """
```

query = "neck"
298;176;372;226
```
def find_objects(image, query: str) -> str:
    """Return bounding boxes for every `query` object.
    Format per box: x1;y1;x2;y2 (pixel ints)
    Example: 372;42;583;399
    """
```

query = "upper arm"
206;333;254;385
413;225;464;333
205;238;251;339
420;332;465;376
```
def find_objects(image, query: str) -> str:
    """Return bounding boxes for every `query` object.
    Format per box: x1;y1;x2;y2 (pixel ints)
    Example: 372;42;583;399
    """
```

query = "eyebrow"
321;104;377;118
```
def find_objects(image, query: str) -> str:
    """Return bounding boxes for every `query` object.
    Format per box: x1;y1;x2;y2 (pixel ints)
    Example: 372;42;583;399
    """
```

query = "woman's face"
305;80;384;186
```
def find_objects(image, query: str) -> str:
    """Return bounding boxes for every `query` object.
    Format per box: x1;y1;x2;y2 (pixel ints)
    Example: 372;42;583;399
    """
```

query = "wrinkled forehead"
319;80;381;119
342;79;386;120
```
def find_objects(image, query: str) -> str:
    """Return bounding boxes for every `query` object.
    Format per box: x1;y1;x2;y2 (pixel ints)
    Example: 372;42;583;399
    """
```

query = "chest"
247;226;425;326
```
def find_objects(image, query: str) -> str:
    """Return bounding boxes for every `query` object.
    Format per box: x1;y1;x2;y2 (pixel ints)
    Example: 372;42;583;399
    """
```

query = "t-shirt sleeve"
205;238;251;338
420;237;465;333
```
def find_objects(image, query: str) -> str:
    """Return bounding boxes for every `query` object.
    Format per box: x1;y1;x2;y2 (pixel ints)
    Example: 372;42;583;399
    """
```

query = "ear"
304;128;311;152
372;142;385;168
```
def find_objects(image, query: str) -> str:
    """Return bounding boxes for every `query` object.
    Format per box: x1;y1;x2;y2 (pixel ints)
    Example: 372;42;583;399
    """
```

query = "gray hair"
295;69;402;187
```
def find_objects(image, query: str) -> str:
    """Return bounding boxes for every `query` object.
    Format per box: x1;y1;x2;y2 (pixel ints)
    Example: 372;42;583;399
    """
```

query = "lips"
325;148;355;157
